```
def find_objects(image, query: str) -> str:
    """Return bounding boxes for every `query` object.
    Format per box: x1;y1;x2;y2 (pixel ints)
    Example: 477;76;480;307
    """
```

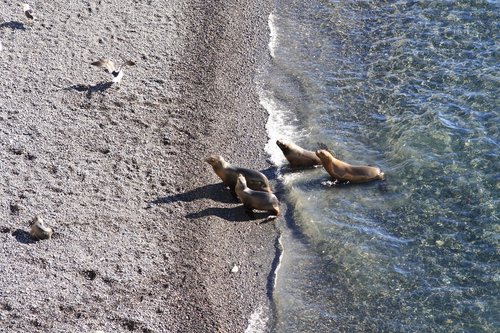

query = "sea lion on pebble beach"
29;215;53;240
316;149;384;183
235;174;280;216
205;155;272;194
276;139;322;167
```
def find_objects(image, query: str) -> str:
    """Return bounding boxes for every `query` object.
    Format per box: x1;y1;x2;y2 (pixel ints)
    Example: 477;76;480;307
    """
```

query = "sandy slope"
0;0;278;332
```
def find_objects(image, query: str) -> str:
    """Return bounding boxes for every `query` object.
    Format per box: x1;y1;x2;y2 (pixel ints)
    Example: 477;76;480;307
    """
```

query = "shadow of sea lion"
65;84;89;92
12;229;35;244
186;206;271;223
64;82;114;99
0;21;26;30
152;166;281;207
152;183;237;205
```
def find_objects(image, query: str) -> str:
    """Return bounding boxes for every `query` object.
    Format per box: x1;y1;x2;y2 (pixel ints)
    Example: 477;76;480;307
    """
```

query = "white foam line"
268;13;278;59
260;92;298;166
244;305;269;333
273;234;284;289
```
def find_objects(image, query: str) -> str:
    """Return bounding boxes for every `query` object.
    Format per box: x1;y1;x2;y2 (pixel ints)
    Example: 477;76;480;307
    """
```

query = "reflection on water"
260;0;499;332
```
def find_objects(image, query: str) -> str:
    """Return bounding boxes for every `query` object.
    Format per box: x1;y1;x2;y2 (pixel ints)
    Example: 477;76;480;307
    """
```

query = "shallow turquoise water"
259;1;499;332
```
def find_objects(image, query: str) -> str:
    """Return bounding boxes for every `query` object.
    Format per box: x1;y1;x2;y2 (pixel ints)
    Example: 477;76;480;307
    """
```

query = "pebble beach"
0;0;278;332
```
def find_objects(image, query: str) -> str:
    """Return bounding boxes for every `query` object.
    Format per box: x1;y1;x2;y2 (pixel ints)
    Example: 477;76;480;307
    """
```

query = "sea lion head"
276;139;291;153
315;149;331;162
205;155;225;167
236;173;247;187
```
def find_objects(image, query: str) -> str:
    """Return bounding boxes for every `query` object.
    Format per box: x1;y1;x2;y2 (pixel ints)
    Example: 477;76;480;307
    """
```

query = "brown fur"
235;174;280;216
316;149;384;183
205;155;272;193
276;139;322;167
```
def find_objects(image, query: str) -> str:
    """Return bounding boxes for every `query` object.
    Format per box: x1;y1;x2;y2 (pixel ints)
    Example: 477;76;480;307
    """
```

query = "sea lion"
316;149;384;183
235;174;280;216
205;155;272;194
29;215;53;240
276;139;322;167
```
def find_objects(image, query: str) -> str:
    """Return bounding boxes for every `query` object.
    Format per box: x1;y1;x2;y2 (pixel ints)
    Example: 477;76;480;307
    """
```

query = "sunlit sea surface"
258;1;499;332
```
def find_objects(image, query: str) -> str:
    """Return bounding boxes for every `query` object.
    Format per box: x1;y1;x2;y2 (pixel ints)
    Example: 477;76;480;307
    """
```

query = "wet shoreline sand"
0;0;278;332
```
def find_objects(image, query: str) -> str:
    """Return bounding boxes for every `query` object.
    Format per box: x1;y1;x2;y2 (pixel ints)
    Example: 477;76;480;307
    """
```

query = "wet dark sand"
0;0;278;332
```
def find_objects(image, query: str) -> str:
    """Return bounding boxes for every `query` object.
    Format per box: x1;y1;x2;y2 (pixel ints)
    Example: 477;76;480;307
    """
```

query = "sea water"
258;1;499;332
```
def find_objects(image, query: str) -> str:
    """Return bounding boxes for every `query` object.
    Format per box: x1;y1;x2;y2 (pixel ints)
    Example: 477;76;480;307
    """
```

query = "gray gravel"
0;0;278;332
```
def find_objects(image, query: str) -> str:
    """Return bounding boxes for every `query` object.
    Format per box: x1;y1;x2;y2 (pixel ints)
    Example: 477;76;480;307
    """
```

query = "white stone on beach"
231;265;239;273
21;3;35;21
29;215;54;240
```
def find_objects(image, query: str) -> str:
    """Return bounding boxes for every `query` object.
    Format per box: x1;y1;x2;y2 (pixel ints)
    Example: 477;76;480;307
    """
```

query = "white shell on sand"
231;265;239;273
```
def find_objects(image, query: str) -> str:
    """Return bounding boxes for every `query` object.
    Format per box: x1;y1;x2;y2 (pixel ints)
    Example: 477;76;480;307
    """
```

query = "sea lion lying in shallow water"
235;174;280;216
315;149;384;183
276;139;322;167
205;155;272;194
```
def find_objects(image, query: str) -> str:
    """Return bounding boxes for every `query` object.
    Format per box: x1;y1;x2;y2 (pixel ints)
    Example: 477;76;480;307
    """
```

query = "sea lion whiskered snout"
275;139;289;151
315;149;327;159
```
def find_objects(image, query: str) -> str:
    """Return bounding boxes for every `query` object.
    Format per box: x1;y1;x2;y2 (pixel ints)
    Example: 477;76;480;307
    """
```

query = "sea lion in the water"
276;139;322;167
29;215;53;240
205;155;272;194
235;174;280;216
316;149;384;183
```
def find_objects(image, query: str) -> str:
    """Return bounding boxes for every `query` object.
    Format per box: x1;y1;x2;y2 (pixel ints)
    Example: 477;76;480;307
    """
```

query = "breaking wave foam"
244;305;268;333
268;13;278;58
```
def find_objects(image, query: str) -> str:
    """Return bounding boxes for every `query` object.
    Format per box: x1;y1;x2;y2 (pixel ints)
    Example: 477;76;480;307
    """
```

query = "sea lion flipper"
243;205;255;218
247;179;269;192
